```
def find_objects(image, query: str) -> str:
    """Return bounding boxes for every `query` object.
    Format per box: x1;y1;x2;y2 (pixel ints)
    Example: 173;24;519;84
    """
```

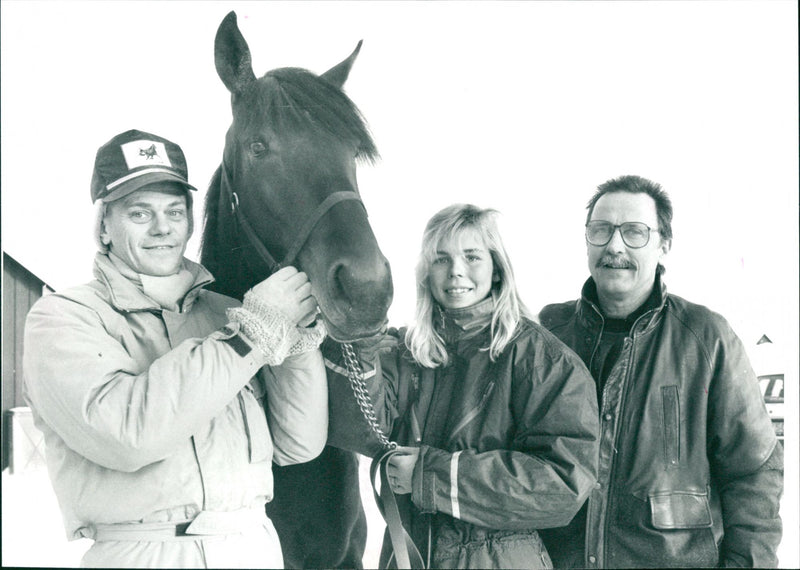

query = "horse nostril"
330;262;350;304
330;258;393;316
331;261;370;305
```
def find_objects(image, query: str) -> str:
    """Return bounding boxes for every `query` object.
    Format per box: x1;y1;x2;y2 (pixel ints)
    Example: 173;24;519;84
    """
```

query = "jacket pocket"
238;385;272;464
649;490;712;529
660;385;680;467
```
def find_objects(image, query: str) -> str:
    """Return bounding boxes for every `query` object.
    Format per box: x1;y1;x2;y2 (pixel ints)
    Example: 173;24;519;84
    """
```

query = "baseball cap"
90;129;197;203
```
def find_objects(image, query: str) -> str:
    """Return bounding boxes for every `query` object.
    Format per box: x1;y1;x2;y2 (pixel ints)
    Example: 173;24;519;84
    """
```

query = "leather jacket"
538;276;782;568
324;310;600;569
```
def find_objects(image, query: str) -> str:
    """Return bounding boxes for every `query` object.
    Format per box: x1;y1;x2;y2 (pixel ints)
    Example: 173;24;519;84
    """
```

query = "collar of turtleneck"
435;295;495;346
107;252;197;313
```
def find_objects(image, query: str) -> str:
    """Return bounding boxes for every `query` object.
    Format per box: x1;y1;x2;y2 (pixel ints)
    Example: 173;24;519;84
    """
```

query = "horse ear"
320;40;363;89
215;11;257;95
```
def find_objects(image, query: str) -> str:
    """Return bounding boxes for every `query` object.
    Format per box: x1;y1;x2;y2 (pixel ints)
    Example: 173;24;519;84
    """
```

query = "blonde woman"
325;204;599;569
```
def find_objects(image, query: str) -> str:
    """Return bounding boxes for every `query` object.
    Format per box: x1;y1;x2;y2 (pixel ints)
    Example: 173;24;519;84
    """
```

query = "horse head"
203;11;393;341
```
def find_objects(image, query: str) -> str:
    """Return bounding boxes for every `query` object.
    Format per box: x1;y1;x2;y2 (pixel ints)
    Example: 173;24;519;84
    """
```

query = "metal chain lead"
341;342;396;451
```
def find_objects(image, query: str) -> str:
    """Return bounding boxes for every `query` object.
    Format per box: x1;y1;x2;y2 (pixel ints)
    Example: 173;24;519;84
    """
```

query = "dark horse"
200;12;393;569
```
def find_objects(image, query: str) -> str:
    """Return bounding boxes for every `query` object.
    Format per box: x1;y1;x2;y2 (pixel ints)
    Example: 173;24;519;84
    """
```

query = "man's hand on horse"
250;266;318;326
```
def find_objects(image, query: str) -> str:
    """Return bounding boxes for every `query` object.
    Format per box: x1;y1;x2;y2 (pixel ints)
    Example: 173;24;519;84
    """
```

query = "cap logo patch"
139;144;159;160
120;140;172;170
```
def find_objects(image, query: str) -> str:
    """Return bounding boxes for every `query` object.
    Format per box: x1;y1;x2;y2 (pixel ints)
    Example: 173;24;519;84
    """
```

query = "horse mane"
198;167;235;294
246;67;380;164
200;167;222;256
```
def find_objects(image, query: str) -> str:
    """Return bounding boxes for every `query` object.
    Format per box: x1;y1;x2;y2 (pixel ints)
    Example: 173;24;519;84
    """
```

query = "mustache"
596;255;636;269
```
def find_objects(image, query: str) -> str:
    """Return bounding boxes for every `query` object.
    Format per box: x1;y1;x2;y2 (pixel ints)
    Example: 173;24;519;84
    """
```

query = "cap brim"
101;171;197;203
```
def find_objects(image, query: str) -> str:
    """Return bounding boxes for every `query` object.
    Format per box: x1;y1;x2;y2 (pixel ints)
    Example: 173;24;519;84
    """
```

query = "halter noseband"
221;160;365;276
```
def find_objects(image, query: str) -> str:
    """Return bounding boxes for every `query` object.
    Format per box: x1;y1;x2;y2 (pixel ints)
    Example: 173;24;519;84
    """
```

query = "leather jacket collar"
578;274;667;336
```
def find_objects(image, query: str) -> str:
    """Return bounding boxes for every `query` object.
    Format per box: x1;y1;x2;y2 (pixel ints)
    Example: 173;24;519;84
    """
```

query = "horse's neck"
204;255;252;301
200;169;257;301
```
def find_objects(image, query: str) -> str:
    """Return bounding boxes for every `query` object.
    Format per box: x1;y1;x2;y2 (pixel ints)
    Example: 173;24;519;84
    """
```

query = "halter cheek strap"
221;160;365;275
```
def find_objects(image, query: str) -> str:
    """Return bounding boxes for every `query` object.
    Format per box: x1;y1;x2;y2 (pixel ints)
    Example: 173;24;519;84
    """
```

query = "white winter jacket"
23;253;327;568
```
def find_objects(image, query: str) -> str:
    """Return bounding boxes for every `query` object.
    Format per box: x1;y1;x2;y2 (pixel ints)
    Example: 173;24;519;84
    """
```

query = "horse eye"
249;141;267;156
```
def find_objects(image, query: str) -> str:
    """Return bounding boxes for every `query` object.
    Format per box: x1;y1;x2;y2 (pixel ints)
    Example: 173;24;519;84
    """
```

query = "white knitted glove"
227;292;296;365
287;318;327;357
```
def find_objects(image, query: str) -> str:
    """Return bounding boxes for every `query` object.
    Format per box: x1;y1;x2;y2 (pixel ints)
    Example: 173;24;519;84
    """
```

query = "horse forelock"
236;67;379;164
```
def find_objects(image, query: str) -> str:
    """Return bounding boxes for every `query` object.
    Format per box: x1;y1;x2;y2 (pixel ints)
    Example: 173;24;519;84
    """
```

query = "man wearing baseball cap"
23;129;329;568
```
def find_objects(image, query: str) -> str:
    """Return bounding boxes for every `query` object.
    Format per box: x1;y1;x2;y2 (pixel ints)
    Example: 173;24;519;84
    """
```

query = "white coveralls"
23;253;328;568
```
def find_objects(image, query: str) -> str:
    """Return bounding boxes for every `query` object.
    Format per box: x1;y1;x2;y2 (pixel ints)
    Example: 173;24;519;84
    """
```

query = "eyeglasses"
585;221;659;249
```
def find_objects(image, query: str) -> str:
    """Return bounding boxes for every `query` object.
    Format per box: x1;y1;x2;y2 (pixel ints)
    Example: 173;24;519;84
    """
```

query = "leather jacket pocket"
660;385;681;467
238;384;272;464
649;490;712;529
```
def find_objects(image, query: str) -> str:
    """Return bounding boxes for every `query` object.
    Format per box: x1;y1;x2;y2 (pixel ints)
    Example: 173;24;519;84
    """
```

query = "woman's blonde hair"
405;204;532;368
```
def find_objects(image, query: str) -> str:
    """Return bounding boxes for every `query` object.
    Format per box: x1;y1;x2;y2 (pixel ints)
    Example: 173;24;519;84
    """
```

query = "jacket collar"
435;296;494;349
579;274;667;335
92;253;215;313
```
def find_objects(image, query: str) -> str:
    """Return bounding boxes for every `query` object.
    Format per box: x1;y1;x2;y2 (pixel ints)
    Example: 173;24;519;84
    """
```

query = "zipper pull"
411;408;422;444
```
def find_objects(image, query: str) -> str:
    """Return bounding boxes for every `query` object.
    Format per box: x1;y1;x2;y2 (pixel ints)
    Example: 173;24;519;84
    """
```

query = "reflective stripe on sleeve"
450;450;462;519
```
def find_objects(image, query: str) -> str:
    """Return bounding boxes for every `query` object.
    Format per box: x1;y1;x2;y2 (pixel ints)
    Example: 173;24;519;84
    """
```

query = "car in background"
759;373;784;445
751;334;785;446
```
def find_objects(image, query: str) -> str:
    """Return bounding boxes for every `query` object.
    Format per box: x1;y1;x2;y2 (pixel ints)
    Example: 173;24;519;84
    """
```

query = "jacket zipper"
448;381;495;441
585;301;605;376
596;309;655;566
590;335;632;567
191;436;207;510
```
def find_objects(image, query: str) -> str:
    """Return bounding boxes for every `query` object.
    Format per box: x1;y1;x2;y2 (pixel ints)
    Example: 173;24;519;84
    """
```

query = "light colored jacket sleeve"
262;349;328;466
23;292;267;473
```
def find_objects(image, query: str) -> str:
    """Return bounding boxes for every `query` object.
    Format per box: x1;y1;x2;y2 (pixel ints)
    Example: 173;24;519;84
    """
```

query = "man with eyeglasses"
537;175;782;568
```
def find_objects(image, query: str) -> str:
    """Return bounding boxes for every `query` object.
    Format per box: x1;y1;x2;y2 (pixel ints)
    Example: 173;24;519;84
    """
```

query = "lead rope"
340;343;426;569
340;342;396;451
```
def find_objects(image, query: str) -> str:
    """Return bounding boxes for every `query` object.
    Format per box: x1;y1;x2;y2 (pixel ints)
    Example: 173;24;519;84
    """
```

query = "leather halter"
220;160;365;276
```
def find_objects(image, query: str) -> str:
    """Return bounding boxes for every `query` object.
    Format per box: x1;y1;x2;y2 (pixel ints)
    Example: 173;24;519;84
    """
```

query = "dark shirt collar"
582;274;664;333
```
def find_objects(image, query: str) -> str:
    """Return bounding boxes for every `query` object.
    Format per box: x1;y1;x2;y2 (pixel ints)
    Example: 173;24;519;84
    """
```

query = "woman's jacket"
324;311;600;568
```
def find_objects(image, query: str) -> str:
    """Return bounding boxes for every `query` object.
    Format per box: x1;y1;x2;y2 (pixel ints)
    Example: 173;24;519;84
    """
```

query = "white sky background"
2;0;798;564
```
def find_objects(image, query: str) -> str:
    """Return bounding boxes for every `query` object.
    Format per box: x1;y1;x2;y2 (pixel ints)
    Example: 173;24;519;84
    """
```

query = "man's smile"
144;244;178;250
